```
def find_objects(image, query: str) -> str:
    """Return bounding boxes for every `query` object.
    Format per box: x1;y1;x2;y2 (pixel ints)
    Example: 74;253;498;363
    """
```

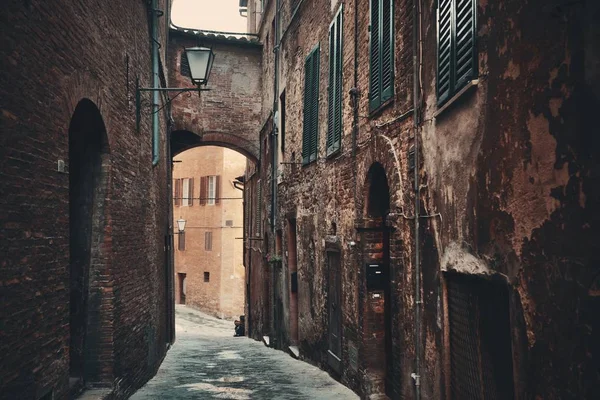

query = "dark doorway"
361;163;394;398
327;251;342;373
178;273;187;304
68;99;109;391
447;273;515;399
287;219;299;345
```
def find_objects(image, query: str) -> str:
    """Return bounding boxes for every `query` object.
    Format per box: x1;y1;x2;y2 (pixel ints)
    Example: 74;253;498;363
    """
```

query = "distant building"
173;146;246;320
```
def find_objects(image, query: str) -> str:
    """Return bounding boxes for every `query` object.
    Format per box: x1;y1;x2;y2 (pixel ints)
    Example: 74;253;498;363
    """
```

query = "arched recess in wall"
68;98;113;390
171;129;259;165
360;162;396;398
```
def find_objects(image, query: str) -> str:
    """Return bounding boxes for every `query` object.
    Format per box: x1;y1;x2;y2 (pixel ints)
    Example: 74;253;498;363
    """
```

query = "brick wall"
247;0;599;398
0;1;172;398
168;30;263;162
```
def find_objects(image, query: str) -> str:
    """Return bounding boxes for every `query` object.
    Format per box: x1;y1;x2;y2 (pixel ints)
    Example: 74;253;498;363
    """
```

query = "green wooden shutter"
369;0;381;111
381;0;393;102
437;0;476;106
437;0;452;104
310;48;320;162
327;9;343;156
454;0;476;89
327;23;335;154
303;55;313;164
334;11;342;152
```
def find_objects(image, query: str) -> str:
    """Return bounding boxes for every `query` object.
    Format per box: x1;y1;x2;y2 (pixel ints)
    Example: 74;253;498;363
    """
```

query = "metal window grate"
447;274;515;400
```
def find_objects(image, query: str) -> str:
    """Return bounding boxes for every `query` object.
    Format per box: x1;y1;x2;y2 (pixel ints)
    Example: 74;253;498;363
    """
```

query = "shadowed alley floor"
130;305;358;400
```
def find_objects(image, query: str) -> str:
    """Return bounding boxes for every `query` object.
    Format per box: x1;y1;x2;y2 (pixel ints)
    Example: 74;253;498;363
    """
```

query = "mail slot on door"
366;263;387;290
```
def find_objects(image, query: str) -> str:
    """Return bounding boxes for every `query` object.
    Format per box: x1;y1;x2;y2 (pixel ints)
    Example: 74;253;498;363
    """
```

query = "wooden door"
327;251;342;373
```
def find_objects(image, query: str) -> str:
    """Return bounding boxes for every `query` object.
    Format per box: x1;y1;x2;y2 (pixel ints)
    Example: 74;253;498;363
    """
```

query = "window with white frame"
208;176;216;205
182;178;190;206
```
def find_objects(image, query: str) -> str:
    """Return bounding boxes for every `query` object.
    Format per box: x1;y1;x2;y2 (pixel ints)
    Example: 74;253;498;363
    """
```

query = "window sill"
434;79;479;119
369;97;394;118
326;146;341;160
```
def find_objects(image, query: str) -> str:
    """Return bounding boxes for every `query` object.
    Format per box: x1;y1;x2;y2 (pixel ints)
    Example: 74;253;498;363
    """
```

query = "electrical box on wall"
290;272;298;293
366;263;388;290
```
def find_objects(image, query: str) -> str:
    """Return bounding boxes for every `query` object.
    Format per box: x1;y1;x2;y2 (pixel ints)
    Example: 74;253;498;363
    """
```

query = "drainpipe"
151;0;161;166
268;0;281;347
411;0;422;398
271;0;281;234
351;0;359;209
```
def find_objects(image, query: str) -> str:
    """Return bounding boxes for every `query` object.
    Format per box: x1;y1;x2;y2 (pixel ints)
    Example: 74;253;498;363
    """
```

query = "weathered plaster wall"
420;0;600;397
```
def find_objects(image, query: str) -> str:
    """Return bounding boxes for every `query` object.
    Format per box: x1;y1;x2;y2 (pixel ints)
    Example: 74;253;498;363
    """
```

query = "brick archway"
171;130;259;165
168;29;262;167
68;99;113;392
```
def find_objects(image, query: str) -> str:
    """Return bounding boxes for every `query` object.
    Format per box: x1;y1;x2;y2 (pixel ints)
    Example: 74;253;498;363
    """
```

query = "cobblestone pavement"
130;305;358;400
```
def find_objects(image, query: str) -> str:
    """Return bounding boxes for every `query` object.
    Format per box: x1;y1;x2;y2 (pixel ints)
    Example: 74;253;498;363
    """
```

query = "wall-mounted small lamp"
176;218;187;233
136;47;215;131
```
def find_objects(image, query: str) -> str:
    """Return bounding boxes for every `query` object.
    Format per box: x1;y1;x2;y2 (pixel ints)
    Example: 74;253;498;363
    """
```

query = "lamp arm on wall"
135;78;210;132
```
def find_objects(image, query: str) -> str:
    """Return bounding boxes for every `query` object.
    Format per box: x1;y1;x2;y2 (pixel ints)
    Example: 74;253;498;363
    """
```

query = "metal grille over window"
436;0;477;105
447;273;515;400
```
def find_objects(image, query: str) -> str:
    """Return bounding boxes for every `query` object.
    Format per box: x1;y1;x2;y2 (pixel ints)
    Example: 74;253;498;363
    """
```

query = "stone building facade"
173;146;246;320
0;1;175;399
244;0;599;399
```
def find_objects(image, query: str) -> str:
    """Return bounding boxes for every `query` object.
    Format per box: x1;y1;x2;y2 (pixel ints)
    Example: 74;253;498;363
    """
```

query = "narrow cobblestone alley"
130;306;358;400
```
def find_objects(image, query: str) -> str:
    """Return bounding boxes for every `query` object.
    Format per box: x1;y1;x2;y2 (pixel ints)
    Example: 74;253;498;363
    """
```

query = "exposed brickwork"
0;1;173;399
168;31;263;162
245;0;599;399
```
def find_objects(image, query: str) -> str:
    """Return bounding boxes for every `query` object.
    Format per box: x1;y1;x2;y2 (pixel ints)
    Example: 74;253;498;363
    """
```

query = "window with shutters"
182;178;190;206
174;178;182;207
302;46;320;165
202;175;220;206
327;7;343;156
208;176;216;205
369;0;394;112
205;231;212;251
437;0;477;106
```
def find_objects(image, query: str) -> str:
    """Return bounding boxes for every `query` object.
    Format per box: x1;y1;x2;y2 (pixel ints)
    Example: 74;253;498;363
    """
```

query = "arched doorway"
361;162;393;398
171;145;249;321
68;99;110;393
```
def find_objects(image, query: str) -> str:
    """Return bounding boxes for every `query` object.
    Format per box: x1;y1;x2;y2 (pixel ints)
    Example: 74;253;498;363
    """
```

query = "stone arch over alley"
168;27;263;164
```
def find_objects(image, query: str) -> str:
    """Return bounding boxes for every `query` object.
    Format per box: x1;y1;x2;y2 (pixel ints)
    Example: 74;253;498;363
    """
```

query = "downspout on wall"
269;0;282;346
412;0;422;398
151;0;161;166
271;0;281;234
